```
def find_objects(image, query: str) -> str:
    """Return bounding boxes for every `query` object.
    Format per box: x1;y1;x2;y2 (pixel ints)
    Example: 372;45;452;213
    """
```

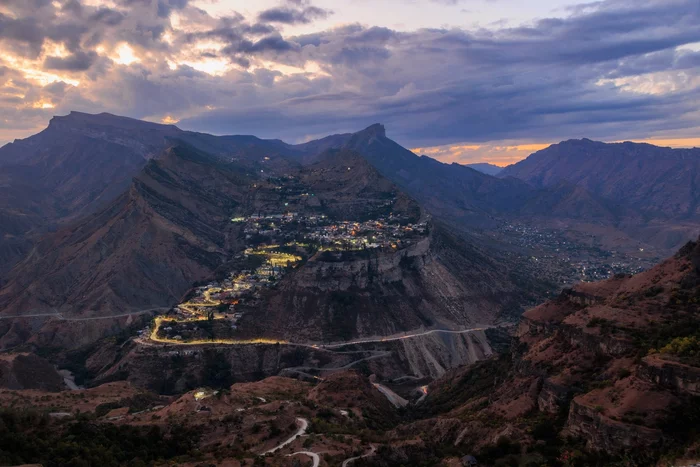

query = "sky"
1;0;700;166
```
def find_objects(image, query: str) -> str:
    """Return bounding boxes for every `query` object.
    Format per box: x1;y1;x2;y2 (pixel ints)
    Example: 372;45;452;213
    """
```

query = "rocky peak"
358;123;386;138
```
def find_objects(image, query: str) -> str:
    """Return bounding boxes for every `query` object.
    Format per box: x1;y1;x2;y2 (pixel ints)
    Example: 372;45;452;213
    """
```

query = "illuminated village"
147;210;428;345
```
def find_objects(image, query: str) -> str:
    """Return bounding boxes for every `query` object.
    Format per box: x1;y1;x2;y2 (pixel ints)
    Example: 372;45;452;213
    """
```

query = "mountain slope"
0;143;254;349
0;144;550;350
0;112;305;277
500;139;700;219
295;124;535;228
518;180;639;223
401;236;700;465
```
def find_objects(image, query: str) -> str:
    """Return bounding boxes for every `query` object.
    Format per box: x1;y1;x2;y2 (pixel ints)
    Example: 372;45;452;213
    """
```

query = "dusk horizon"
1;0;700;165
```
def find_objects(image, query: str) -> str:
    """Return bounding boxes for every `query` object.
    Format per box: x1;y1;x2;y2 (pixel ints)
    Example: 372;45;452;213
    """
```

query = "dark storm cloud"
90;8;126;26
243;34;299;53
157;0;188;18
0;14;46;57
43;50;98;71
258;5;331;25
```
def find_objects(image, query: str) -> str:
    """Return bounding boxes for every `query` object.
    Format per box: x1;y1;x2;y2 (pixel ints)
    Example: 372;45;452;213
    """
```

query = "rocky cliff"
386;236;700;465
247;225;542;342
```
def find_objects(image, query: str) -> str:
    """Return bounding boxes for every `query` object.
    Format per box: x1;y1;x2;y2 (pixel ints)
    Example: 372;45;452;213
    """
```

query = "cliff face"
92;328;495;394
390;330;493;380
247;226;541;342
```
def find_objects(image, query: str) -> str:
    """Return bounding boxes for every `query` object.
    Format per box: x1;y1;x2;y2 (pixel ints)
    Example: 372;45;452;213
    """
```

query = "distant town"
493;222;660;285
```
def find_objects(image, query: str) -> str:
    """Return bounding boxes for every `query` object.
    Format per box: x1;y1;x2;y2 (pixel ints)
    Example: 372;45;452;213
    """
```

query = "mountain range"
1;112;699;352
1;112;700;465
500;138;700;219
0;115;547;351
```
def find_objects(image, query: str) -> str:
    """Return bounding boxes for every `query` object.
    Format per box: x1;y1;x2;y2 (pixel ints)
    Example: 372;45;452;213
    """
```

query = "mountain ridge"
500;138;700;219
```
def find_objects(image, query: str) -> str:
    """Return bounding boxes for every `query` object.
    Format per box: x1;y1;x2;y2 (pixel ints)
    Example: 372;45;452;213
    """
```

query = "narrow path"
0;312;61;319
0;307;166;321
62;308;166;321
342;445;377;467
287;451;320;467
263;417;309;454
323;327;490;348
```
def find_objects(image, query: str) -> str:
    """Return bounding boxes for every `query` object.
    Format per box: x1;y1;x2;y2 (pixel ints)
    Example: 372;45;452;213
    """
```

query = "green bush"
661;336;700;357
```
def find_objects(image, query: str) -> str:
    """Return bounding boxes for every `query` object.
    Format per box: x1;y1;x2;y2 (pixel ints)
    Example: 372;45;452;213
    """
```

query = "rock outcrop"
408;237;700;464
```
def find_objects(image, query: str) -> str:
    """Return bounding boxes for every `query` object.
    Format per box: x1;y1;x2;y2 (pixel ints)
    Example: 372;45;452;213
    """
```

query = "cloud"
43;50;98;71
258;6;330;25
89;8;126;26
0;0;699;158
412;142;552;166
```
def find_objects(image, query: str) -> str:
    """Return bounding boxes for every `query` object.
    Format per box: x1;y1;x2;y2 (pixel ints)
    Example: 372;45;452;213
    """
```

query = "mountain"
0;140;549;351
2;114;700;464
0;352;65;391
518;179;639;223
241;150;543;343
8;113;700;353
296;127;645;230
500;138;700;219
1;240;698;466
0;111;305;277
292;133;353;164
464;162;503;176
298;124;535;228
0;112;173;274
0;143;255;349
0;112;182;228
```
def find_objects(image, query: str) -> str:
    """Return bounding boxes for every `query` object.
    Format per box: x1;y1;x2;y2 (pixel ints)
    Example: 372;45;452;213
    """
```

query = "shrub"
660;336;700;357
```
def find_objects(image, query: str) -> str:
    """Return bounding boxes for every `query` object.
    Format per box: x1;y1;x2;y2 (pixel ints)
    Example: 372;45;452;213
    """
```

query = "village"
238;211;428;252
146;210;429;345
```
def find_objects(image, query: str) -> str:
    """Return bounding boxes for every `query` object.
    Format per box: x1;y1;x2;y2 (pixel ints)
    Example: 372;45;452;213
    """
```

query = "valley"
492;220;663;285
1;0;700;462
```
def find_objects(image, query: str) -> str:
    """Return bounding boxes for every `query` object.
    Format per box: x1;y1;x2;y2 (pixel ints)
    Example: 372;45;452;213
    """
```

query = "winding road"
342;445;377;467
323;327;491;348
142;324;489;349
288;451;320;467
263;417;309;455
